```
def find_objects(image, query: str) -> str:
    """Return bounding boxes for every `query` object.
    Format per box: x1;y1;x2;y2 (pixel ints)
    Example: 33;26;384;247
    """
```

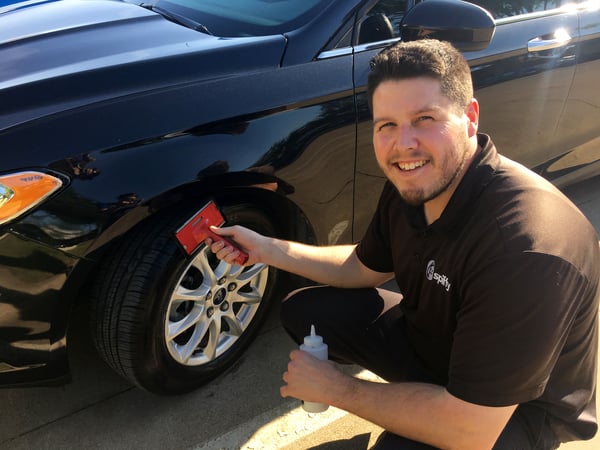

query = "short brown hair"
368;39;473;112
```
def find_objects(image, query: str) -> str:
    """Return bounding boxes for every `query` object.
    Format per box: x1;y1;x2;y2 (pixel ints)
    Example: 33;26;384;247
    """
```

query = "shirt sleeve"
447;251;592;407
356;182;395;273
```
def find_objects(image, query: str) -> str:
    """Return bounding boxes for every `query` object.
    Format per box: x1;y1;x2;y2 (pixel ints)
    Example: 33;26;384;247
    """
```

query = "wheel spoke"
172;319;208;363
236;263;267;284
192;248;219;284
167;302;204;339
228;285;262;305
212;259;233;281
171;285;209;304
222;312;244;337
202;319;221;361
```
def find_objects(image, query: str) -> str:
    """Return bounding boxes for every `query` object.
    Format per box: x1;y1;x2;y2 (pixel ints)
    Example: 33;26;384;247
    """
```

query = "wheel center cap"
213;288;227;306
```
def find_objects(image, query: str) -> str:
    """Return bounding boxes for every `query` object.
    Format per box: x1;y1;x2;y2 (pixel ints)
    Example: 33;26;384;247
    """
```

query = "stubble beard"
392;140;472;207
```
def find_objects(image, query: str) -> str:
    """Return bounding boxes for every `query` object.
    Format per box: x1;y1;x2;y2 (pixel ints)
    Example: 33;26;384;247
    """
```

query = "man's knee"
280;286;389;345
280;285;321;313
280;285;326;343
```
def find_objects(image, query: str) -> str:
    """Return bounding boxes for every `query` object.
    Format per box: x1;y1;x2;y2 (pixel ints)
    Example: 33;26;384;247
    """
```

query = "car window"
467;0;567;18
357;0;407;44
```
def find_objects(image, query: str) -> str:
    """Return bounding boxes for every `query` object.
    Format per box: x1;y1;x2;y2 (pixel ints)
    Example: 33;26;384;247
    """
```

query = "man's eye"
378;122;395;131
416;116;434;123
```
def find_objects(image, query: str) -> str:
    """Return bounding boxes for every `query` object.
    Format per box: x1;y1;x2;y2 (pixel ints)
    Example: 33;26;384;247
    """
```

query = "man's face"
372;77;478;208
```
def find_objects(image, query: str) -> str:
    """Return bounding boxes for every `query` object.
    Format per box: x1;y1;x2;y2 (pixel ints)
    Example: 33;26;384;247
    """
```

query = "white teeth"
398;161;426;171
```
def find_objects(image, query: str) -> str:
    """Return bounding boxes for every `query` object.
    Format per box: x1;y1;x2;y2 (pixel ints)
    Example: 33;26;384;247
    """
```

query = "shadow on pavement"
306;433;373;449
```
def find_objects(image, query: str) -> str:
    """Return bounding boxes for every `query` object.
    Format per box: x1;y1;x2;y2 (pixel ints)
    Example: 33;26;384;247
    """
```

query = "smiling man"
208;40;599;449
371;72;478;224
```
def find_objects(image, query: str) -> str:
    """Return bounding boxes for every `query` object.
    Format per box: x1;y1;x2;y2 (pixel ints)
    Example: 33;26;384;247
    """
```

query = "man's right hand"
205;225;264;266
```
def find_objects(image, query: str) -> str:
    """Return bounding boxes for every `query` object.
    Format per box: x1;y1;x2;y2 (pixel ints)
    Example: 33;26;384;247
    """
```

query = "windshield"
144;0;335;37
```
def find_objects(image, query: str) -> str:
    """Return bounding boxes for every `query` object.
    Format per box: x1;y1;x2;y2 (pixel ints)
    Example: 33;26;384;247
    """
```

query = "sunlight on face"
372;78;478;218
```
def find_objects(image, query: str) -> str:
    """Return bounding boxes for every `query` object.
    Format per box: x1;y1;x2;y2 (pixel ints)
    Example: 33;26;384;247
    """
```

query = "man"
208;39;599;449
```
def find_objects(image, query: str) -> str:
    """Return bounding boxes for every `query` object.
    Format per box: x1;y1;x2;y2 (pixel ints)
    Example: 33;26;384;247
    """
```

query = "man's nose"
393;124;418;151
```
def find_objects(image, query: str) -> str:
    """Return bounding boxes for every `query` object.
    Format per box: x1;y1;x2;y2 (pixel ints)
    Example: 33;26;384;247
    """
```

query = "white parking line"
195;369;383;450
196;403;350;450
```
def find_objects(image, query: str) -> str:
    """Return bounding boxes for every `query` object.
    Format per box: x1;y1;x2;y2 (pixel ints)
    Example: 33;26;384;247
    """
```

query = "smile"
397;160;428;171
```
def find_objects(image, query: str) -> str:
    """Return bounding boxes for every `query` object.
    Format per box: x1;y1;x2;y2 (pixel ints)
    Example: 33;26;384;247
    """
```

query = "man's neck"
423;145;480;225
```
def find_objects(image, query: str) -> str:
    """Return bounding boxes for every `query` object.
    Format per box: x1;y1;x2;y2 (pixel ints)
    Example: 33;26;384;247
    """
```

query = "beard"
398;157;466;206
392;136;473;206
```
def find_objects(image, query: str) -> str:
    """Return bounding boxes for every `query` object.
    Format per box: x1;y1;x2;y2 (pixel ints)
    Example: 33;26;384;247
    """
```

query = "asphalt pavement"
1;175;600;450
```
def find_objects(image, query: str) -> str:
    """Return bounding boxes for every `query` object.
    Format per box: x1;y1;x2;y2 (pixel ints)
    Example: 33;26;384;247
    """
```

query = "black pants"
280;286;559;450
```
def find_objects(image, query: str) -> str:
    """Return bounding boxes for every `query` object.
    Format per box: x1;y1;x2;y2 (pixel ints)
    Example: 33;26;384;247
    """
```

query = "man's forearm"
207;225;392;287
325;376;515;450
262;238;386;288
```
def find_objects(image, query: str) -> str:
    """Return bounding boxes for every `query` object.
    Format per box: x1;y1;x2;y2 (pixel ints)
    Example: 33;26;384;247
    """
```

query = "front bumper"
0;230;81;386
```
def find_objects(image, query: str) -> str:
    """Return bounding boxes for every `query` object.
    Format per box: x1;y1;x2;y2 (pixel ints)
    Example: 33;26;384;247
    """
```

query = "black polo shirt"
356;134;599;441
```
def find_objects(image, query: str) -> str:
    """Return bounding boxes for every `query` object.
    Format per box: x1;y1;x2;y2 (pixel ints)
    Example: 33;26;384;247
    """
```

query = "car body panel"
0;0;56;13
0;231;74;384
547;1;600;185
470;10;578;171
1;0;288;130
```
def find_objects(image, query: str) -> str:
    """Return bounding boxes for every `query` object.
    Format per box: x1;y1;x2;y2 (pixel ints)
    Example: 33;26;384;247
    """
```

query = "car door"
543;0;600;186
466;0;579;173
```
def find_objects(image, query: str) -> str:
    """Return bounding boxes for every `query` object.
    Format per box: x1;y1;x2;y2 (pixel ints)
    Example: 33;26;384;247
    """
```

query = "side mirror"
401;0;495;52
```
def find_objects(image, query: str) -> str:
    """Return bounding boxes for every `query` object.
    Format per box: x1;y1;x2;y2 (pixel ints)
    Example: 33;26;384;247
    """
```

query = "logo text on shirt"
426;260;451;292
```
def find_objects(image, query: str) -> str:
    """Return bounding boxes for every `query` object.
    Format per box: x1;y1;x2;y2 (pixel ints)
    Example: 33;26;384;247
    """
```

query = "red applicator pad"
175;200;249;265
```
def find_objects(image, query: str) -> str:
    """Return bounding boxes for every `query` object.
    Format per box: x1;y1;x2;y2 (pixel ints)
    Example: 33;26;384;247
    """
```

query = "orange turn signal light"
0;171;63;225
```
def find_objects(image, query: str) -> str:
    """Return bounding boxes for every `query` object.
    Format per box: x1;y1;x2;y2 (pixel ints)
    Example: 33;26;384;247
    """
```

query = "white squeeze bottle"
299;324;329;413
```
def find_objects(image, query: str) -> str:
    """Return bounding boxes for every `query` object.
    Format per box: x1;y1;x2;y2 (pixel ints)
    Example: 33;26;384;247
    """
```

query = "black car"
0;0;598;394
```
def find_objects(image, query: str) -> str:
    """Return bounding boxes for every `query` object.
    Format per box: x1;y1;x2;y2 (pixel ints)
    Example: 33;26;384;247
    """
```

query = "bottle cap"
303;325;323;348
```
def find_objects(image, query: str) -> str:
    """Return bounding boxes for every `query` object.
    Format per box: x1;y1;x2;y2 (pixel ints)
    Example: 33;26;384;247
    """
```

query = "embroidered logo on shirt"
426;260;451;292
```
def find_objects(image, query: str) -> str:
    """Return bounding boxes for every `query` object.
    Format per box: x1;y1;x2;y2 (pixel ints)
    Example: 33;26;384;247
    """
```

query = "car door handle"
528;28;572;52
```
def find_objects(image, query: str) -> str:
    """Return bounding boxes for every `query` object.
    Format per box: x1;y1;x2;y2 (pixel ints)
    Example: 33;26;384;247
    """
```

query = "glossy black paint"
0;0;598;386
401;0;495;51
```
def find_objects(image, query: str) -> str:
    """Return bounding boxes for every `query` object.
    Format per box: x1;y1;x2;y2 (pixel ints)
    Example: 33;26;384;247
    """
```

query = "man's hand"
206;225;264;265
281;349;349;406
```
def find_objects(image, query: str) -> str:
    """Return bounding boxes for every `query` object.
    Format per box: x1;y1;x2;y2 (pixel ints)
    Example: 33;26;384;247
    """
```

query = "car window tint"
358;0;407;44
467;0;567;18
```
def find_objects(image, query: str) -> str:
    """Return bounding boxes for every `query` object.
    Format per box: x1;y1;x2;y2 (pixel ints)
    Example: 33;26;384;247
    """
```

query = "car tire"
89;202;278;394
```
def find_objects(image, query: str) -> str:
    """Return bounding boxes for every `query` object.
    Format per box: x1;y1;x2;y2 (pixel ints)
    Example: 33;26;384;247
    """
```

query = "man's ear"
466;98;479;137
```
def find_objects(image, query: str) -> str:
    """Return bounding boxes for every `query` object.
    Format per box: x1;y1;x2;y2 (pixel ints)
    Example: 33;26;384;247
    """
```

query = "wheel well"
213;187;316;244
87;184;316;267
